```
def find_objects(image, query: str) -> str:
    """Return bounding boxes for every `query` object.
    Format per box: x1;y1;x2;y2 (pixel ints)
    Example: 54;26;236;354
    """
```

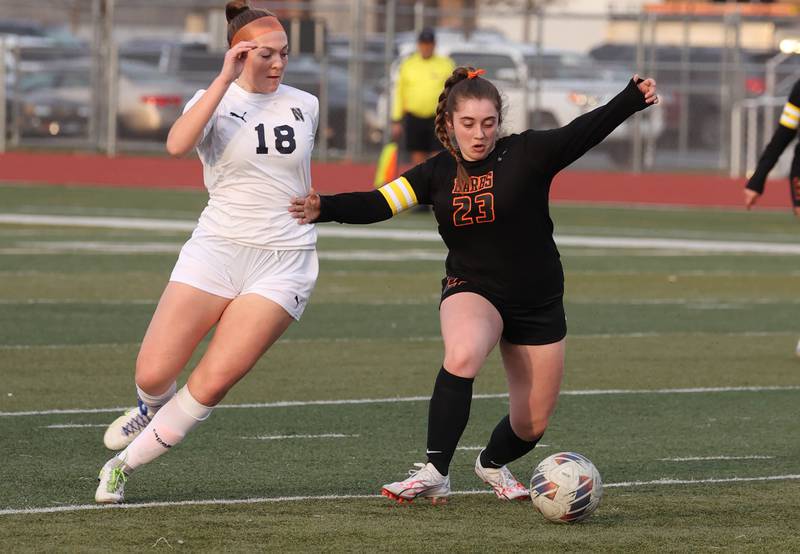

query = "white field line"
659;455;775;462
240;433;359;440
2;213;799;254
457;444;549;451
1;474;799;516
1;386;798;418
41;424;107;429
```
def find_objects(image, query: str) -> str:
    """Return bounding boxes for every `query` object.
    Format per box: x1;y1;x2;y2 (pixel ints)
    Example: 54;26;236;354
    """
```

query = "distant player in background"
291;67;658;503
391;28;455;167
742;79;800;357
95;1;320;503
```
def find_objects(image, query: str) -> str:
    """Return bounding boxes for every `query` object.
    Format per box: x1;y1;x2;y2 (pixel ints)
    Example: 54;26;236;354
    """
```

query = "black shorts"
440;276;567;346
404;114;441;153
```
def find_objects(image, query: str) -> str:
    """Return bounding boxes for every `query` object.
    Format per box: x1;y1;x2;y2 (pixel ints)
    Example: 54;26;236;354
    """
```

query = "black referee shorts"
404;114;441;153
439;276;567;346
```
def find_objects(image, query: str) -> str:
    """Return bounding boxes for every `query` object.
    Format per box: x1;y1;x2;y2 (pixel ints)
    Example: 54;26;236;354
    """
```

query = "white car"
370;40;664;165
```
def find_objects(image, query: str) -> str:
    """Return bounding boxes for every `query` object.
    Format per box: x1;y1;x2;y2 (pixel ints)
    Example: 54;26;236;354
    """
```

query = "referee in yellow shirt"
392;28;455;167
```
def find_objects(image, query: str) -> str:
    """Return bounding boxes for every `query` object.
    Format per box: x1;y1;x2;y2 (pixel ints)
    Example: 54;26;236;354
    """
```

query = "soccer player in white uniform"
96;1;319;503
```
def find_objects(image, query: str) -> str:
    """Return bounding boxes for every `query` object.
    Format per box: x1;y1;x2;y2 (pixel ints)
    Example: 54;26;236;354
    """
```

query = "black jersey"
318;79;650;305
746;79;800;195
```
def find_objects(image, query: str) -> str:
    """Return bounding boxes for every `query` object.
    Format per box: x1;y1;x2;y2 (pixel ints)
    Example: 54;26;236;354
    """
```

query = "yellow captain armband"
377;177;418;215
779;101;800;129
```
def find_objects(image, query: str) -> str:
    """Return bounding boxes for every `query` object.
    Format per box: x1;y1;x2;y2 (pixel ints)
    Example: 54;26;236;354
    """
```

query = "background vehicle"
119;40;376;150
11;58;197;139
369;39;664;166
589;43;767;148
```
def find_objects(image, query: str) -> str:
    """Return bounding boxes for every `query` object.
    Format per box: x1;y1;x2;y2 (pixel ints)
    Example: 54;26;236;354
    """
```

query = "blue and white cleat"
103;399;151;450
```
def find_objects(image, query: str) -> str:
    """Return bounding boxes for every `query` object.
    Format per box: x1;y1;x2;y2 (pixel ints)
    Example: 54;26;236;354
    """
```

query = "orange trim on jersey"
231;16;285;46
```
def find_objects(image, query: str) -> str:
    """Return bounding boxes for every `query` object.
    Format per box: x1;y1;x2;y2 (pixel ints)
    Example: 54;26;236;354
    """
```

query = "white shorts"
170;228;318;320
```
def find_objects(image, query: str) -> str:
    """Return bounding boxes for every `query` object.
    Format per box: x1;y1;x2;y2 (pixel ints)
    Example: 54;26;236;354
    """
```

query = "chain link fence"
1;0;799;174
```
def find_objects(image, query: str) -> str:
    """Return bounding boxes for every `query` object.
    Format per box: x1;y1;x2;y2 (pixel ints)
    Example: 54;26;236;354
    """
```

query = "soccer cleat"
103;399;151;450
381;462;450;504
95;456;130;504
795;338;800;358
474;450;530;501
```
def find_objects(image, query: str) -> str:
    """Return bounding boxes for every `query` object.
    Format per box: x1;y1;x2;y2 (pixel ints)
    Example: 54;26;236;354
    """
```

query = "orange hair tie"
467;68;486;79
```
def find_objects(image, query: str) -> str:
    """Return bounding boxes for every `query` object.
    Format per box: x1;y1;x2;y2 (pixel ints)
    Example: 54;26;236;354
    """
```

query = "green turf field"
1;183;798;551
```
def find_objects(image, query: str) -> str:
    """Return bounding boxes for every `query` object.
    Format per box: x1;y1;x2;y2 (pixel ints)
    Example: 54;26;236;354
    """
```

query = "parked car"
120;40;375;150
368;40;665;166
589;43;767;148
120;40;221;88
12;58;197;139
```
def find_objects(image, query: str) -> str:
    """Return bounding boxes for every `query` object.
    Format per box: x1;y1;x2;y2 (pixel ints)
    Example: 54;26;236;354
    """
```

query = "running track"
0;152;794;209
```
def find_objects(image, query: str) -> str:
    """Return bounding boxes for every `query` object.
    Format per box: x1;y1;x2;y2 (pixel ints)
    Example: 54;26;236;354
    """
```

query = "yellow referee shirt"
391;52;455;121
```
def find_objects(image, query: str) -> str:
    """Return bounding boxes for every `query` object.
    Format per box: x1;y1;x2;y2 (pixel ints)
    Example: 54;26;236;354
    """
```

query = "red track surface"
0;151;793;210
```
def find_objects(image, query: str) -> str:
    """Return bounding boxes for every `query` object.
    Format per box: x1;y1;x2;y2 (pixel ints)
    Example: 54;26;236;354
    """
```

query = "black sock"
480;415;541;469
426;366;473;476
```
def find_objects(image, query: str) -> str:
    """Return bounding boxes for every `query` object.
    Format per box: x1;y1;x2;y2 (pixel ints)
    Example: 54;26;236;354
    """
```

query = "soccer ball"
530;452;602;523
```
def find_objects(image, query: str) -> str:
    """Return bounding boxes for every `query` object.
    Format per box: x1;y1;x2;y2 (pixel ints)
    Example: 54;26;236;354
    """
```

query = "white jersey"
185;81;319;249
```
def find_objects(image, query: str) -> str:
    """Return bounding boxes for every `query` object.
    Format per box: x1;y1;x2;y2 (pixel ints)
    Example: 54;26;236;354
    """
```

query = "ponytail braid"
435;67;472;190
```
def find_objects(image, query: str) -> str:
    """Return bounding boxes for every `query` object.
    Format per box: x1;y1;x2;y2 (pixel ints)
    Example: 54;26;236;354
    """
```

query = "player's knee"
512;415;549;441
443;346;484;378
186;374;234;407
136;360;166;395
134;357;172;394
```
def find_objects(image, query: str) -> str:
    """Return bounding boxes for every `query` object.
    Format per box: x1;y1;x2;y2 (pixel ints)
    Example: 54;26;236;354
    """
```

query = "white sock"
120;385;212;471
136;382;177;414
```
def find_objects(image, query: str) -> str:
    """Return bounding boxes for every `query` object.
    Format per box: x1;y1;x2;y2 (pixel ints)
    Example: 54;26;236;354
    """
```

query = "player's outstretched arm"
533;75;657;175
166;41;256;157
290;179;420;225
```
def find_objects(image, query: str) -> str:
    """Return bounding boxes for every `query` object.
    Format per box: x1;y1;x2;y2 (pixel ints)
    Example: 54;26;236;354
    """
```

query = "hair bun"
225;0;249;23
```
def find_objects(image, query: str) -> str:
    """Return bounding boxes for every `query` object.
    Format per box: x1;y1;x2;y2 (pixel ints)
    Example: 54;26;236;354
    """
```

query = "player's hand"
391;122;403;141
743;188;760;211
634;74;659;105
219;41;257;84
289;188;321;224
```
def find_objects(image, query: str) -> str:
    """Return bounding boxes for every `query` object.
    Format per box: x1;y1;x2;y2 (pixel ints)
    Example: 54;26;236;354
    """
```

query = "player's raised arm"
166;40;256;157
531;75;658;175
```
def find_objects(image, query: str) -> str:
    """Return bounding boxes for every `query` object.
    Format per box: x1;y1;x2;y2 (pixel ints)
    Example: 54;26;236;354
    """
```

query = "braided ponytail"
434;66;503;191
435;68;471;190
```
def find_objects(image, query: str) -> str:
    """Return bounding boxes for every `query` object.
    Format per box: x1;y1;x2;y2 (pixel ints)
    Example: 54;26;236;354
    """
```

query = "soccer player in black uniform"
743;79;800;358
290;66;658;503
743;78;800;218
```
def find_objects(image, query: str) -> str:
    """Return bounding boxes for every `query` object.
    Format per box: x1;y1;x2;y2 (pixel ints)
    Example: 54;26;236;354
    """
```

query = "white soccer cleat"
381;462;450;504
103;400;152;450
95;457;130;504
795;338;800;358
475;450;530;501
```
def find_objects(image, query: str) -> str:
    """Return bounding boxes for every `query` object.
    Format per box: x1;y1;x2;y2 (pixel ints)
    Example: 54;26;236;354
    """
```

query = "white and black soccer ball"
530;451;602;523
